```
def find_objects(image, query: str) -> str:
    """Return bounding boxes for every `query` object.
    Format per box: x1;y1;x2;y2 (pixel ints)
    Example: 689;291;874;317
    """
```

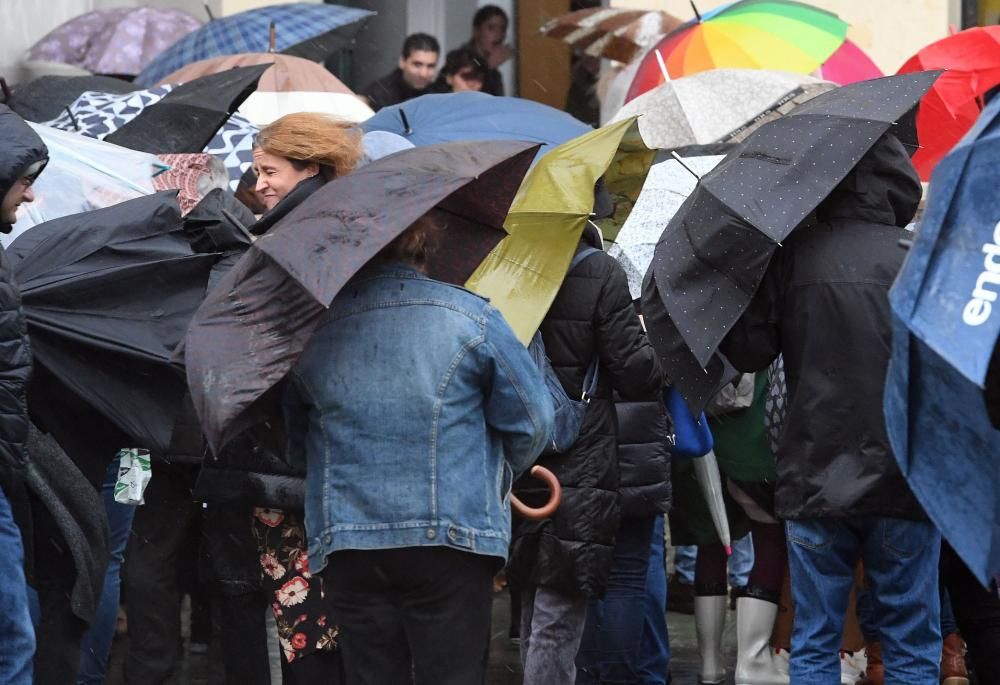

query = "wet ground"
106;589;739;684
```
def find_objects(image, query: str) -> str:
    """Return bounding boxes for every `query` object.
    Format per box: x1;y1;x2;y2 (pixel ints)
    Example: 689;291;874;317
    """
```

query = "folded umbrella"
611;68;835;151
363;91;591;160
135;3;374;87
28;7;202;76
106;64;268;154
8;191;217;453
642;72;940;411
2;74;134;123
884;96;1000;584
466;118;655;343
897;25;1000;180
626;0;848;101
540;7;682;64
183;140;539;452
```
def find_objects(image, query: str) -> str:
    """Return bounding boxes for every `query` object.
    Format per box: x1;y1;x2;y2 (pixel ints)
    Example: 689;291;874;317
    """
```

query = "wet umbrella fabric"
610;69;835;151
157;53;353;94
643;72;939;410
3;75;134;123
183;140;538;452
363;91;591;160
106;64;268;154
135;3;374;87
897;25;1000;180
8;191;217;452
608;151;725;299
28;7;202;76
539;7;682;64
884;97;1000;584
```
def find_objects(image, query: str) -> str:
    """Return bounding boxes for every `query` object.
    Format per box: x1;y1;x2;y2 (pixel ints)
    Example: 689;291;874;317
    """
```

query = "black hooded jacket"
720;134;926;521
0;106;42;473
507;230;664;598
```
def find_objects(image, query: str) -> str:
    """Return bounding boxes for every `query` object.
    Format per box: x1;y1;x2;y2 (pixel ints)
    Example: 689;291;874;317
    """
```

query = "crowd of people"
1;5;1000;685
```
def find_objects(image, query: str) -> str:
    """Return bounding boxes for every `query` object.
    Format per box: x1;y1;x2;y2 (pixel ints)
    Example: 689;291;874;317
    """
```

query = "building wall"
609;0;960;74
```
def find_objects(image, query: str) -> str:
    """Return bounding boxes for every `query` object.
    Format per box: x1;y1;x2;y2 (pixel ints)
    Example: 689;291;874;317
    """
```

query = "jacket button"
323;534;332;545
426;529;436;540
447;529;457;541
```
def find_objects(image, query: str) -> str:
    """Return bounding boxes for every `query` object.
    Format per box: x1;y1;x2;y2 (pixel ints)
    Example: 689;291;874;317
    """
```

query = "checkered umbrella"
135;3;374;87
46;86;258;191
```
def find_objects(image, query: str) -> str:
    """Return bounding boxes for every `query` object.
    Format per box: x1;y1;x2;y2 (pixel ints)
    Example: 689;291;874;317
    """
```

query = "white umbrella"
607;152;724;299
238;90;374;126
610;68;835;150
694;450;732;555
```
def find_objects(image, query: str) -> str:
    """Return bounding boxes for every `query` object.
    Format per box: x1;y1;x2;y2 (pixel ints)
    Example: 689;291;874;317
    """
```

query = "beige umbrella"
540;7;681;64
157;53;352;94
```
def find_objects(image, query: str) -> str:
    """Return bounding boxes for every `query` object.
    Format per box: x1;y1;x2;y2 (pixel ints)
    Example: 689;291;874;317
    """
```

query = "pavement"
107;589;739;684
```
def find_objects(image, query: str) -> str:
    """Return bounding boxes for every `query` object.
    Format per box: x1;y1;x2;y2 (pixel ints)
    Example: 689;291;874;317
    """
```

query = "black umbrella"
9;191;217;457
280;14;372;63
642;72;940;410
183;140;539;452
105;64;269;154
1;74;134;123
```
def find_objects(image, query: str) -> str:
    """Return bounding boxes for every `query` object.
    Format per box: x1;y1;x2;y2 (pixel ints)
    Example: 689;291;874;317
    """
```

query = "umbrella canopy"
540;7;682;64
106;64;267;154
8;191;217;452
465;118;655;344
183;140;539;451
611;68;835;150
45;84;258;191
608;150;726;299
238;91;373;126
884;96;1000;584
363;91;592;160
642;71;939;410
27;7;202;76
157;53;353;94
897;25;1000;181
3;122;159;243
626;0;847;102
278;15;374;63
816;39;883;85
135;3;374;87
3;75;134;123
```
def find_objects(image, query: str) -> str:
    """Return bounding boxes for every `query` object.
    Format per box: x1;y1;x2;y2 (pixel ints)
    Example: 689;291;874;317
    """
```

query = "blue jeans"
0;482;34;685
786;517;941;685
729;534;754;587
78;458;135;685
577;516;671;684
674;545;695;585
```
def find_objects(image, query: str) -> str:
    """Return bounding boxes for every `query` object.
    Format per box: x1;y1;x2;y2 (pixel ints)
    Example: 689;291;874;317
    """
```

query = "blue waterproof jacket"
285;262;555;572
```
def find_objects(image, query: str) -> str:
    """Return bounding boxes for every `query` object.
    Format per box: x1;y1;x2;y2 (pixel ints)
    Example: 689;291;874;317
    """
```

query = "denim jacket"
285;263;554;572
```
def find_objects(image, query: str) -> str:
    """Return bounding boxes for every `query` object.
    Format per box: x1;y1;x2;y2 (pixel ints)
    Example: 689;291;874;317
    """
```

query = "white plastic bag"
114;448;152;505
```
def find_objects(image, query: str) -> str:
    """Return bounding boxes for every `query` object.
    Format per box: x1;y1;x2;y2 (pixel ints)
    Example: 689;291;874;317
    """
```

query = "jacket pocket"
786;520;832;551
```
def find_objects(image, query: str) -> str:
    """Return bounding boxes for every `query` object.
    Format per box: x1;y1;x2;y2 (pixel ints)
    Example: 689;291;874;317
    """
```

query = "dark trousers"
122;463;202;685
941;543;1000;683
322;546;496;685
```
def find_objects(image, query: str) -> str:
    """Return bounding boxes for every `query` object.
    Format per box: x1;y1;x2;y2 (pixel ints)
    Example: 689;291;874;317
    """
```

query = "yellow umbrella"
465;117;653;344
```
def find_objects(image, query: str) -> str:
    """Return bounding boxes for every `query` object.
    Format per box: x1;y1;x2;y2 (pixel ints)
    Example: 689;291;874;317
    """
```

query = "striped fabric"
540;8;681;64
136;3;373;87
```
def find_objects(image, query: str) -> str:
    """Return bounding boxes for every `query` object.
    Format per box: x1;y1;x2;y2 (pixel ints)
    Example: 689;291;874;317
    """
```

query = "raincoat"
720;134;926;521
508;232;664;598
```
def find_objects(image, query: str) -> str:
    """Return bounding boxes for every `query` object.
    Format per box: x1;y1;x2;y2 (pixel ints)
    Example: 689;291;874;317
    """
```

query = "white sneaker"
840;650;867;685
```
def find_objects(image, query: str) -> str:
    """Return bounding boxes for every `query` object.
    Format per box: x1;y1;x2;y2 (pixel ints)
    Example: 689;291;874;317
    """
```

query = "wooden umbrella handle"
510;465;562;520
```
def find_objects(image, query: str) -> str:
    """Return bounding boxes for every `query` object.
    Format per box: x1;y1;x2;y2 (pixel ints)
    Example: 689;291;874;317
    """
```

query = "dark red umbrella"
897;25;1000;180
183;140;539;452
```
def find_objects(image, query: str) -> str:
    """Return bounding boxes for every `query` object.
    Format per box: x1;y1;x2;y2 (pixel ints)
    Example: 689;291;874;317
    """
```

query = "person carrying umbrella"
0;103;45;685
719;133;942;684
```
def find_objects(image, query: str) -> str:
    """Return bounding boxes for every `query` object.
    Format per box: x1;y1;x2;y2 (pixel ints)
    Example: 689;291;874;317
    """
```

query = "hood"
817;133;922;228
0;105;48;234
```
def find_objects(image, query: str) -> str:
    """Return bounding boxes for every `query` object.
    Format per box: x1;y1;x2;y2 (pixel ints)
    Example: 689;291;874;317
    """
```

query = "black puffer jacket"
0;106;41;476
615;396;671;518
508;232;664;598
720;134;926;521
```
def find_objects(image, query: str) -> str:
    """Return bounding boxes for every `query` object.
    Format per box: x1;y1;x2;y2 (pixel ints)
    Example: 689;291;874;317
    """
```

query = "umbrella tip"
399;109;413;135
0;77;10;102
689;0;703;22
64;105;80;131
203;0;215;21
269;21;276;53
724;545;732;557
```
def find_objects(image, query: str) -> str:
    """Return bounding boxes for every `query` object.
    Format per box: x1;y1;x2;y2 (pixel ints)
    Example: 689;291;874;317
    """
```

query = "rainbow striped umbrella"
626;0;847;102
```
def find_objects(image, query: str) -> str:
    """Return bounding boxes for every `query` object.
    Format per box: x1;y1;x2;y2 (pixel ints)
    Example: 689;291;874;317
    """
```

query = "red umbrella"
897;25;1000;180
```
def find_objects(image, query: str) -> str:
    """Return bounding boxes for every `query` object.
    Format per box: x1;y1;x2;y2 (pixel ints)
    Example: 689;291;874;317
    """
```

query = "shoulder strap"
569;246;602;272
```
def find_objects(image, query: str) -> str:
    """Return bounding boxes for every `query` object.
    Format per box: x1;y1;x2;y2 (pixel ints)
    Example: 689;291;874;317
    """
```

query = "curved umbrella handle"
510;465;562;520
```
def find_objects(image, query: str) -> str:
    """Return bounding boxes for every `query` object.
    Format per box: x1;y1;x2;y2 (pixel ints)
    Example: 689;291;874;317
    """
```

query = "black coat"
615;397;671;518
359;69;433;111
720;134;926;521
508;234;664;598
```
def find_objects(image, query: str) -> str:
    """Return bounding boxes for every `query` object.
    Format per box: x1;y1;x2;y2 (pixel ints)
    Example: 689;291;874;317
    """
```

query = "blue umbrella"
885;95;1000;584
135;3;373;87
362;92;591;159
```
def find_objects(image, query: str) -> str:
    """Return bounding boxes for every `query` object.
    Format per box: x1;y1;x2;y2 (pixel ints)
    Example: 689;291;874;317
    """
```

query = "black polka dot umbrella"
642;71;941;410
